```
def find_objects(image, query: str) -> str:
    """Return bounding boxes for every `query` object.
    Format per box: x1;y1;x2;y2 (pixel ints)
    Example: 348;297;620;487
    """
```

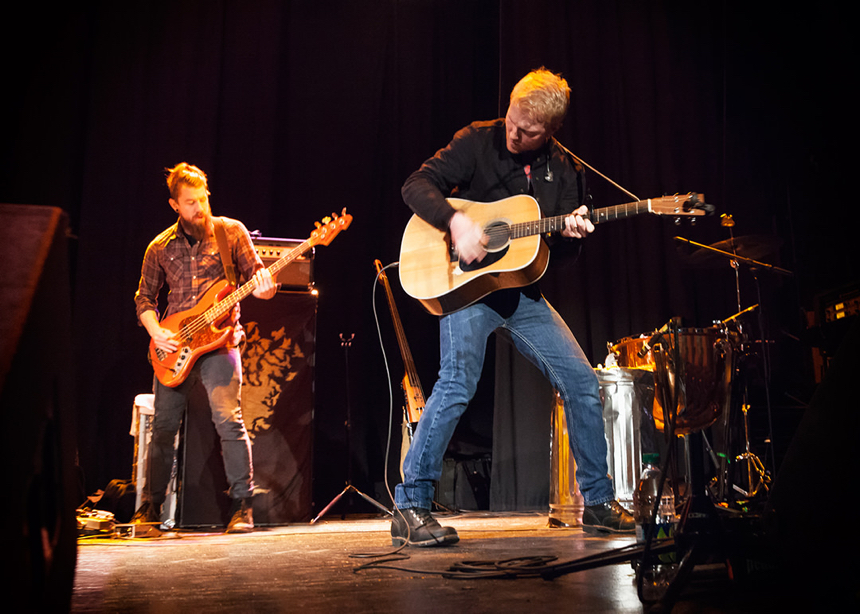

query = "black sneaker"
582;500;635;535
226;498;254;533
391;507;459;547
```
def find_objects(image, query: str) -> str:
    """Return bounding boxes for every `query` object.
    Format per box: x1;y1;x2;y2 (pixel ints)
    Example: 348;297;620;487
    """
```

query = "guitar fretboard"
202;238;313;324
509;200;652;238
590;200;654;225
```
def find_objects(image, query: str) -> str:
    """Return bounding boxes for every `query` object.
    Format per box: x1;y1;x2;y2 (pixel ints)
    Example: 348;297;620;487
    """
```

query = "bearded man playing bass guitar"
132;162;277;534
392;68;634;546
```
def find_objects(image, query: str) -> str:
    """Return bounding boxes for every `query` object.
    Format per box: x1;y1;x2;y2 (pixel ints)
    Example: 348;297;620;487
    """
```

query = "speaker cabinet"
0;205;77;610
177;291;317;526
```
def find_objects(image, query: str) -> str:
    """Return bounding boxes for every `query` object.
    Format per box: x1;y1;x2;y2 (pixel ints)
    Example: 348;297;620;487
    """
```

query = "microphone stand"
311;333;391;524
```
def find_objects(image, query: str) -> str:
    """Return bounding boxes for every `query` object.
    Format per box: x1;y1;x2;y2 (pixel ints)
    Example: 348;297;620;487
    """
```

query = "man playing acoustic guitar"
132;162;277;534
393;68;634;546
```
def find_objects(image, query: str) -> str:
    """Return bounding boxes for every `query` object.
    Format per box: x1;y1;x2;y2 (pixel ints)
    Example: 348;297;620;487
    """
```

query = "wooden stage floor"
71;511;818;613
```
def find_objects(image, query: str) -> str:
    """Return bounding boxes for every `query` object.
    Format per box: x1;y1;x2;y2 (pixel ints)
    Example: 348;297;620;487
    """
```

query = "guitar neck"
375;261;425;396
203;238;313;321
510;199;654;238
589;200;655;225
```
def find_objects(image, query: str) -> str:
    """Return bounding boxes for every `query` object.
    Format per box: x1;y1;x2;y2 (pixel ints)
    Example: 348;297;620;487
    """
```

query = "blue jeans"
395;293;615;509
145;347;254;507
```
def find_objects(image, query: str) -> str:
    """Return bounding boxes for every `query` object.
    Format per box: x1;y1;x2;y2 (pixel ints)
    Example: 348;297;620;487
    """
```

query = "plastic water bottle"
632;453;678;600
633;453;661;542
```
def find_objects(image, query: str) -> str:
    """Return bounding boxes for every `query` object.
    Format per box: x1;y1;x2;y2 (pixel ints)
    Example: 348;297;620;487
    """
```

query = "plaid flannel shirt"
134;216;264;323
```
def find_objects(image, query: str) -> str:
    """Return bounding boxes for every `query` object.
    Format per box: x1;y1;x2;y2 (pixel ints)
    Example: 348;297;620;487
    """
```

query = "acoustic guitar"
150;209;352;387
399;193;707;316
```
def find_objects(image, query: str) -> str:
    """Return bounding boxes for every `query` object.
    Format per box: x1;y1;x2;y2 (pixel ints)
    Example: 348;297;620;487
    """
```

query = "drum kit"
605;228;789;508
602;227;791;605
607;315;760;504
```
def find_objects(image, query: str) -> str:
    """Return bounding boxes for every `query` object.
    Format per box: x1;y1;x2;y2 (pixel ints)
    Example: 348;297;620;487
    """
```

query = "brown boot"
226;498;254;533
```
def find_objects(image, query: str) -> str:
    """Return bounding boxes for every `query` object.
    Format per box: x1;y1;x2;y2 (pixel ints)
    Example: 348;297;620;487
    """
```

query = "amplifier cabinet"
252;236;314;291
178;291;317;526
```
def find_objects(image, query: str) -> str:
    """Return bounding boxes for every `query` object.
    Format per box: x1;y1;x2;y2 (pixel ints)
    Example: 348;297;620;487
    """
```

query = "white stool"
131;393;178;527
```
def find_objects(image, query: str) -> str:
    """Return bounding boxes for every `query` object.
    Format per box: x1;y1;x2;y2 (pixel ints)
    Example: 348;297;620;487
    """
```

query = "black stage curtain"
1;2;854;513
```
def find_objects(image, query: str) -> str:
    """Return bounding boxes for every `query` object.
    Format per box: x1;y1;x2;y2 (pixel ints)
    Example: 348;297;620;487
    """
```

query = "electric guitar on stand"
374;259;425;472
150;209;352;387
399;193;709;315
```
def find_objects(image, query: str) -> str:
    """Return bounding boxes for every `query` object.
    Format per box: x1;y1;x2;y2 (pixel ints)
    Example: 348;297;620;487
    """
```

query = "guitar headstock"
310;208;353;246
650;193;712;217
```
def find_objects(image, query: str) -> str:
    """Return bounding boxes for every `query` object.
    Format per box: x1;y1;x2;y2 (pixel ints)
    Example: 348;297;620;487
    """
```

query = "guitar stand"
310;333;391;524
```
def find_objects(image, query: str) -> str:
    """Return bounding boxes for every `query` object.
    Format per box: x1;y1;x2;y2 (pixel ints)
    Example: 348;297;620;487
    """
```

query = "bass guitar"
374;259;425;436
374;259;425;476
151;209;352;387
399;193;707;316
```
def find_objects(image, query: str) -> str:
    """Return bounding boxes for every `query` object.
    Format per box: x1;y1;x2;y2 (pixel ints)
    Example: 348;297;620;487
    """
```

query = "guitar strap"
212;216;246;352
213;217;238;287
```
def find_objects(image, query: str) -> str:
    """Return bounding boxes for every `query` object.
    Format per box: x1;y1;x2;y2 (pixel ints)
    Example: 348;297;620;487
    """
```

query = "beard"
182;212;211;242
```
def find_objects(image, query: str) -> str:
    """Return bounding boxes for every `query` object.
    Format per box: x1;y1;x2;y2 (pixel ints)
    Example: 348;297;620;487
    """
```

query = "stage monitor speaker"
177;291;317;526
0;205;77;610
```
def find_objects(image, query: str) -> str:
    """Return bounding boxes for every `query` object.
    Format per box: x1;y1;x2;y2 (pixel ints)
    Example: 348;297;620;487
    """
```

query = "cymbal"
685;234;782;267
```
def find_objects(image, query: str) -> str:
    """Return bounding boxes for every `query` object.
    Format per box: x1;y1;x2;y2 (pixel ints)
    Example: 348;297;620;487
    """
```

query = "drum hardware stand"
541;322;731;611
731;402;770;499
311;333;391;524
675;235;793;495
640;320;749;610
707;305;761;505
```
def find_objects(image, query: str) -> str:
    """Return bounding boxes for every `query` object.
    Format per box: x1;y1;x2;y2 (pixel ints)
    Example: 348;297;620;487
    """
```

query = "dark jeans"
145;347;254;509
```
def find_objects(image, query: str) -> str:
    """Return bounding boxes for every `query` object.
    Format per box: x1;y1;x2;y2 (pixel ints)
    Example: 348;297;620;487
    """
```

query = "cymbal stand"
749;266;779;480
311;333;391;524
676;235;792;500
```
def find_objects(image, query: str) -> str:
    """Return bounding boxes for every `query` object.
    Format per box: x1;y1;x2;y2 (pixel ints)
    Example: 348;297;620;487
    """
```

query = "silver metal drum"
548;368;653;524
596;367;653;508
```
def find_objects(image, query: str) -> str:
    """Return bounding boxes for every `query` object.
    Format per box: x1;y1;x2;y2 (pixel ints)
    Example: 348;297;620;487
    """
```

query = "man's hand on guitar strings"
561;204;594;239
251;268;278;300
150;327;179;354
449;211;488;265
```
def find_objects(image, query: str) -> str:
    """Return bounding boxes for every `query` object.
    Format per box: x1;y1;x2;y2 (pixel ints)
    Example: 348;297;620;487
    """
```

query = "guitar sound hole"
483;220;511;252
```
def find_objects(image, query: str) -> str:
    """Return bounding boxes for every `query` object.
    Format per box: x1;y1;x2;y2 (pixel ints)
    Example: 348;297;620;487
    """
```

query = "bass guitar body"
149;280;236;388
